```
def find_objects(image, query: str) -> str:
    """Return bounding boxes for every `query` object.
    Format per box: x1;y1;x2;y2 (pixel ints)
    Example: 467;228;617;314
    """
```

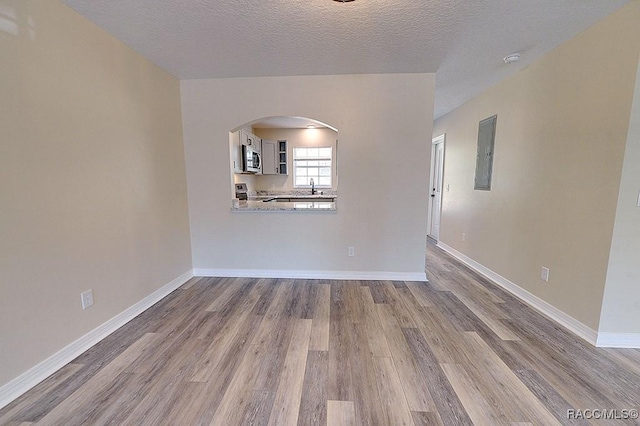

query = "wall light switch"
541;267;550;283
81;289;94;310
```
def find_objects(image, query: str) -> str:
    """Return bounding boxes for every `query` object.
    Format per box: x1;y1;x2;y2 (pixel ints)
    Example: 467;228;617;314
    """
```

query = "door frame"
427;134;446;241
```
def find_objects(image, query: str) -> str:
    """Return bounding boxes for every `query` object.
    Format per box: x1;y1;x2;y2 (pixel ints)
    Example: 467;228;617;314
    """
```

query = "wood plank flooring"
2;242;640;425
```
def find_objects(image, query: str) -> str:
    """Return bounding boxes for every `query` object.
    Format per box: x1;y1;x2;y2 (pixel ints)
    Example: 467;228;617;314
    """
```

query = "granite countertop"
253;190;337;197
232;193;337;212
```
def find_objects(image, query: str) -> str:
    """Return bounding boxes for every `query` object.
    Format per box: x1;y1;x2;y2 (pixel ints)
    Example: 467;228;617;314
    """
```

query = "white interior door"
429;136;445;240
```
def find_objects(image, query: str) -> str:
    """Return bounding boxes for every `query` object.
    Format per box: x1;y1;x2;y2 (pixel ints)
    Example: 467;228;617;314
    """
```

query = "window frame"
293;146;333;189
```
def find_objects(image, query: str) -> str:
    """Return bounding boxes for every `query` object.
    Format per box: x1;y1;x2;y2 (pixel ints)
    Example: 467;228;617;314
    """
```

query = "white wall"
432;2;640;331
0;0;192;387
181;74;434;275
600;52;640;335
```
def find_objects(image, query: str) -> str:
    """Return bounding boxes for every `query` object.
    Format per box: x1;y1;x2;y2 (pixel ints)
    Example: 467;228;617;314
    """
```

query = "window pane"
319;147;332;157
293;146;333;187
294;147;307;158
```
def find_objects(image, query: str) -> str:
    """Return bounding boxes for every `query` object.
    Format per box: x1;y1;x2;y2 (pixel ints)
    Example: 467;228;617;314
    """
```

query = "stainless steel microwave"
242;145;261;173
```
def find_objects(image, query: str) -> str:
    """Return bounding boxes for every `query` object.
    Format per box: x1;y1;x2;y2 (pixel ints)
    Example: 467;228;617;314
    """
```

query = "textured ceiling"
62;0;629;118
252;116;331;130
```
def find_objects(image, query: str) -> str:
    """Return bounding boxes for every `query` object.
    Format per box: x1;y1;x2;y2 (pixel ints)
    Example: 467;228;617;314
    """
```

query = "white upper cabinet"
230;131;243;173
240;129;261;152
261;140;278;175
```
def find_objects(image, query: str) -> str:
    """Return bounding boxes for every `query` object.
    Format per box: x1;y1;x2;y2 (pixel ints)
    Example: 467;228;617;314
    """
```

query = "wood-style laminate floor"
2;242;640;425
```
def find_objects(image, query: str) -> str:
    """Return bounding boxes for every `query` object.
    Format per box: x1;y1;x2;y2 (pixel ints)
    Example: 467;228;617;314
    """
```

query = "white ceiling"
62;0;629;119
251;116;332;130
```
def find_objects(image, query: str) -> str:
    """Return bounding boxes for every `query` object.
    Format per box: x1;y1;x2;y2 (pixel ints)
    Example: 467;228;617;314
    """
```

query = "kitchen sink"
263;196;336;202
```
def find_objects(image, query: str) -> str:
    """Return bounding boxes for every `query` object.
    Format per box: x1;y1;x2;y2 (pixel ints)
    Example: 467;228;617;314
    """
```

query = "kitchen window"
293;147;332;188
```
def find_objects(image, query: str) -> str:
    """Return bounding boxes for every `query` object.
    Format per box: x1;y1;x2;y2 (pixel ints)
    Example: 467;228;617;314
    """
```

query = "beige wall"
600;51;640;334
0;0;192;387
181;73;434;274
432;2;640;331
251;127;339;192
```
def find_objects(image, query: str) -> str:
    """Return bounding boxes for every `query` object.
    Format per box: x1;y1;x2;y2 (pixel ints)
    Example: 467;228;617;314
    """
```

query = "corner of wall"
598;51;640;339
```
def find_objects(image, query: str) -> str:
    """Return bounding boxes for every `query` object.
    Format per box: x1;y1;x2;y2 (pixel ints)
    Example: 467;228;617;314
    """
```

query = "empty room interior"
1;0;640;424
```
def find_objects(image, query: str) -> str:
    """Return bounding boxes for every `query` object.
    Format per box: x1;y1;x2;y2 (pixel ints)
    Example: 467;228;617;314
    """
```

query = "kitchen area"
229;117;338;212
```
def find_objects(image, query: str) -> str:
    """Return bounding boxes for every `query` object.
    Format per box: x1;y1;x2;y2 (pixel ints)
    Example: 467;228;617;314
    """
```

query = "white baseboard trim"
193;268;427;282
436;242;598;346
596;333;640;348
0;270;194;411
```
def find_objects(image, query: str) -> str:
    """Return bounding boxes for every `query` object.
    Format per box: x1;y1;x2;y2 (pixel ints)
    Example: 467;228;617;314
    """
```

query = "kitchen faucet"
310;178;316;195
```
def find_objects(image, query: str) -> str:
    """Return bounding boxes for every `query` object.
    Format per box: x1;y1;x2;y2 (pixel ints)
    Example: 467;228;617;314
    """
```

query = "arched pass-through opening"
229;116;339;205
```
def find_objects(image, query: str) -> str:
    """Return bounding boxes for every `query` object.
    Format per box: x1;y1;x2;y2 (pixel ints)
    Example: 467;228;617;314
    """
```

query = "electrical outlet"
348;246;355;257
461;233;466;242
81;289;94;310
541;267;550;282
